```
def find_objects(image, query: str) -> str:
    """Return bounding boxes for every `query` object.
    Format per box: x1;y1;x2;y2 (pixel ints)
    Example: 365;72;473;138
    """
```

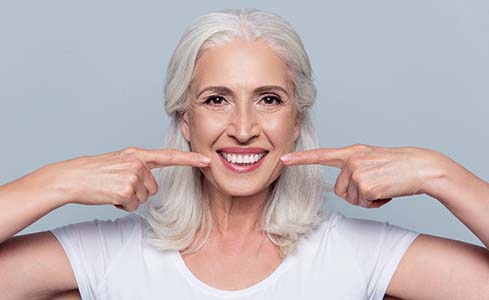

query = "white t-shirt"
50;211;420;300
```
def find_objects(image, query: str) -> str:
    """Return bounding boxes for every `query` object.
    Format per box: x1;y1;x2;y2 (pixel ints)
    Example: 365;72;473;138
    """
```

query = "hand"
39;147;211;211
280;144;445;208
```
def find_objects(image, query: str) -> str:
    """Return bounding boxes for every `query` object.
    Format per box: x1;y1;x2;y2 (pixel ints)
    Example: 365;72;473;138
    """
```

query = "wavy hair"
143;8;330;256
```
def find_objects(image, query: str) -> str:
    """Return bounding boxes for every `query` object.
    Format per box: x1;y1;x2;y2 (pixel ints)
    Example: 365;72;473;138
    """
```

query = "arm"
0;147;209;299
0;150;140;299
0;166;67;243
281;144;489;299
0;166;79;299
0;231;79;299
386;153;489;299
422;155;489;249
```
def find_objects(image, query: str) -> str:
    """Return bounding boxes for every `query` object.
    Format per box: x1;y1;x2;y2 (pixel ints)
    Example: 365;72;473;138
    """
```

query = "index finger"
280;147;352;168
138;148;211;169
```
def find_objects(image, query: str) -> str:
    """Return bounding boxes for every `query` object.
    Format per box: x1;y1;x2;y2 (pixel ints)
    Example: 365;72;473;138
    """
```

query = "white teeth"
220;151;266;164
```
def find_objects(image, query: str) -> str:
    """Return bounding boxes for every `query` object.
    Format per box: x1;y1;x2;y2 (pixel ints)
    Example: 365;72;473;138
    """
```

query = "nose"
226;102;260;143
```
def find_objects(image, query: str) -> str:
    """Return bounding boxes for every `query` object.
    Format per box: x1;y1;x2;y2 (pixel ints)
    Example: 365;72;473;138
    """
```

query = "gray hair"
143;8;329;255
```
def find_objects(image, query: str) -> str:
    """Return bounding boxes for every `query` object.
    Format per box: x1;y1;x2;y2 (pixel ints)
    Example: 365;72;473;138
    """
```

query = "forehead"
191;39;292;93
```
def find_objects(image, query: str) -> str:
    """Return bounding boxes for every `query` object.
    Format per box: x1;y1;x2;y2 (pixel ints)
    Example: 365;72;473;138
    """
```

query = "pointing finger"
138;148;211;169
280;147;353;168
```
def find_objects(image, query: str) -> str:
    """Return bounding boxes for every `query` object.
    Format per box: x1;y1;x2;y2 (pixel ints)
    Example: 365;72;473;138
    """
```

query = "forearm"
424;154;489;249
0;166;67;243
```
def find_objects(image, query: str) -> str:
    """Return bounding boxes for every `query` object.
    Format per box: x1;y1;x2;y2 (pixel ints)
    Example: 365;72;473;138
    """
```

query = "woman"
1;8;488;300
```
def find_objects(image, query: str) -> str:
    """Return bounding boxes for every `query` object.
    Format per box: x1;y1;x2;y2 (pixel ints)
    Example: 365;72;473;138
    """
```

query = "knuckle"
119;147;141;161
120;185;135;199
139;187;148;199
352;143;370;152
129;159;144;171
127;173;140;185
351;144;373;159
163;148;176;161
351;171;362;183
345;159;358;172
363;185;376;199
350;151;362;161
140;195;149;203
358;180;370;194
123;146;140;154
129;200;140;211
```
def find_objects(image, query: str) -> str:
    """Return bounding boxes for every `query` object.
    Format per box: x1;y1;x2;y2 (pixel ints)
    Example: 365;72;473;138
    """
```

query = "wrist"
420;151;486;207
418;150;453;199
24;164;73;207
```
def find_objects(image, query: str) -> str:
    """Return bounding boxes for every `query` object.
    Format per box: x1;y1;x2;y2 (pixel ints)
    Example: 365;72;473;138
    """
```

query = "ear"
179;111;191;142
293;110;302;141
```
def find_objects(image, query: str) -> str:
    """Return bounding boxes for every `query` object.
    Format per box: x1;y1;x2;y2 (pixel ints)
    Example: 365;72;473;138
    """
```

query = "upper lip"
217;147;269;154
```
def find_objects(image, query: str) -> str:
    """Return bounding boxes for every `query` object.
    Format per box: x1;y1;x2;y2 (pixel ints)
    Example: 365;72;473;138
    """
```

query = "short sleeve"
50;213;143;300
337;215;420;300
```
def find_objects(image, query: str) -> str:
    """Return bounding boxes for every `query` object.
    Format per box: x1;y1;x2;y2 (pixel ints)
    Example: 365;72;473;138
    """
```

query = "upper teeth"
221;152;266;164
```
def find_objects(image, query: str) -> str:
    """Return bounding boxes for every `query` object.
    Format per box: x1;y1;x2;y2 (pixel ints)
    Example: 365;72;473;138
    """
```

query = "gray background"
1;1;488;247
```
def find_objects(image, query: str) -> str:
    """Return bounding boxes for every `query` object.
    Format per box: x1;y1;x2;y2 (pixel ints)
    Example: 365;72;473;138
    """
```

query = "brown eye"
261;95;283;105
203;96;226;106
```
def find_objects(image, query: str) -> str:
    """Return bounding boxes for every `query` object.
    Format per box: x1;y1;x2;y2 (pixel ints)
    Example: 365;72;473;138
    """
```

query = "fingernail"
280;155;292;163
199;156;211;165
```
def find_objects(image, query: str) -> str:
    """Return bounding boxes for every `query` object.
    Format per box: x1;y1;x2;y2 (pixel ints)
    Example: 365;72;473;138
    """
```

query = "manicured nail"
199;156;211;165
280;155;292;163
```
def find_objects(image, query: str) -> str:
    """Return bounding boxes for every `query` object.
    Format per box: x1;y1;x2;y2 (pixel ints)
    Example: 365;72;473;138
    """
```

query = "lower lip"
218;152;267;174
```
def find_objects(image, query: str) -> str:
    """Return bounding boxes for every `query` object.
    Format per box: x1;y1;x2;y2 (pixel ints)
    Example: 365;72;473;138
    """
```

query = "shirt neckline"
171;249;294;298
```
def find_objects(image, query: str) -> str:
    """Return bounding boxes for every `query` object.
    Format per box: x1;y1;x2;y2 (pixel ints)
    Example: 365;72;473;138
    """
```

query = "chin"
222;181;270;197
204;176;271;198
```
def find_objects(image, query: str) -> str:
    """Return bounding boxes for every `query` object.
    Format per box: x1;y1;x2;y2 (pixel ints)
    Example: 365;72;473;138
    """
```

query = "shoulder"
53;212;144;233
309;210;419;244
301;210;420;273
300;211;420;298
48;213;148;298
50;212;146;252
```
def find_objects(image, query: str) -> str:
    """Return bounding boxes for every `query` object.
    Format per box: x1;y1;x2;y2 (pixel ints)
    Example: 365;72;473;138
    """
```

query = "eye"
260;95;283;106
203;95;227;106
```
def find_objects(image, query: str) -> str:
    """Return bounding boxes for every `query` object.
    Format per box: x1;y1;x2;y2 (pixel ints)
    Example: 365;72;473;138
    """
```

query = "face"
180;39;301;197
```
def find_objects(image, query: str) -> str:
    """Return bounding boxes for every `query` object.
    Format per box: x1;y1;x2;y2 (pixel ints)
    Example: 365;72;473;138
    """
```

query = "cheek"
189;113;228;151
261;114;296;150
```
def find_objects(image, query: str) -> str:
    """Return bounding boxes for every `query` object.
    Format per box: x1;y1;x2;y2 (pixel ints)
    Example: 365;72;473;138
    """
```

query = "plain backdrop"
1;1;488;247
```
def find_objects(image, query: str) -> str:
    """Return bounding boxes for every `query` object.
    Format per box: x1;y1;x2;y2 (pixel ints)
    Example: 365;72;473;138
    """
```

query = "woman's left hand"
280;144;448;208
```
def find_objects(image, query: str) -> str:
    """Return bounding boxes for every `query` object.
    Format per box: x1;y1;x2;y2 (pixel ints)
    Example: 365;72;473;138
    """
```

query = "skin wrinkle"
196;85;290;100
181;41;300;255
178;39;302;289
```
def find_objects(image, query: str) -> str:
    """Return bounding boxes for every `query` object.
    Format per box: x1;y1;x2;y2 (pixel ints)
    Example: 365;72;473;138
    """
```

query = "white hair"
142;8;330;256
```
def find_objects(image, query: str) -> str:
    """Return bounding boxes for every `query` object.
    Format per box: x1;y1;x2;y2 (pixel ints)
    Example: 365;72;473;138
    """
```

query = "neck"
203;180;271;234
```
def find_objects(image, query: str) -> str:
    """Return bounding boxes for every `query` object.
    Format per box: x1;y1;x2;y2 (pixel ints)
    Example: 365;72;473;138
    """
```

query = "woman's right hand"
38;147;211;211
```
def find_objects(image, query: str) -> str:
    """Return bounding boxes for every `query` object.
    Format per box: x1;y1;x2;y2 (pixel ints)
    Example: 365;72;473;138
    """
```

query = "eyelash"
203;95;284;106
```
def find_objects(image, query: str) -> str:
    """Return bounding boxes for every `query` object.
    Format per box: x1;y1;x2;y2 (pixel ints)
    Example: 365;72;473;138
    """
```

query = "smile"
220;152;266;165
216;148;269;173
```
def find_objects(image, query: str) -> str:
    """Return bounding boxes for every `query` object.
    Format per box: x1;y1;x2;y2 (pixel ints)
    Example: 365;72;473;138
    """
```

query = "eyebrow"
196;85;289;98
